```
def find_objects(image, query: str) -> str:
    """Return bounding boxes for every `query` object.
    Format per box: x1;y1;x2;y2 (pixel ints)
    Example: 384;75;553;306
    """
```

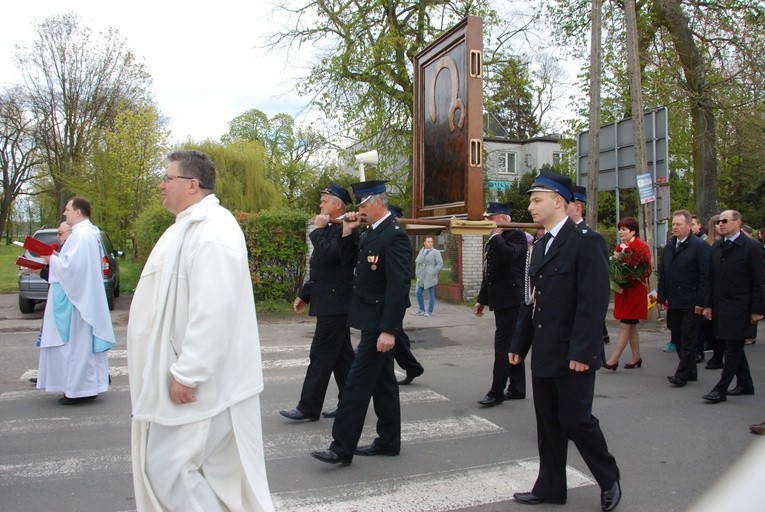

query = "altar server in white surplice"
37;196;115;405
128;150;274;512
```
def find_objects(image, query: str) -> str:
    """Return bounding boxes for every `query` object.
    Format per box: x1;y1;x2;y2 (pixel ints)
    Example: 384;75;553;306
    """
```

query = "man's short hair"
168;150;216;193
673;210;692;223
70;196;92;218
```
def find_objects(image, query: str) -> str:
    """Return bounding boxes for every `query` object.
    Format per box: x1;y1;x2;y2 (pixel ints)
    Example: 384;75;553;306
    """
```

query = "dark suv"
18;227;123;313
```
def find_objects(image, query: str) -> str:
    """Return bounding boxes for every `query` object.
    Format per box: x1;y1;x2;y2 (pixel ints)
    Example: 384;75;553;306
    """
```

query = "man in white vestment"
37;197;115;405
127;149;274;512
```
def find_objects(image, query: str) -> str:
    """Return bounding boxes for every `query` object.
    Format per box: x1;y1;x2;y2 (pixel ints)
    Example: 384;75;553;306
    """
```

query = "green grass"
0;243;23;293
117;254;140;294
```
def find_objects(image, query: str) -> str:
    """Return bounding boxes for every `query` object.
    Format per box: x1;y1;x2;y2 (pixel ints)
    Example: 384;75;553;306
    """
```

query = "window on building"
499;152;517;174
552;151;563;169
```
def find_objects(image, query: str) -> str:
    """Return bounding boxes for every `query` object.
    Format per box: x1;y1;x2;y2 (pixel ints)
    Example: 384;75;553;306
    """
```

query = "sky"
0;1;312;143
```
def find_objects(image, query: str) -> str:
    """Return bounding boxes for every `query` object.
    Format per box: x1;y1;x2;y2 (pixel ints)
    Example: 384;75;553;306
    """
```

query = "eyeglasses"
162;174;195;183
715;219;730;225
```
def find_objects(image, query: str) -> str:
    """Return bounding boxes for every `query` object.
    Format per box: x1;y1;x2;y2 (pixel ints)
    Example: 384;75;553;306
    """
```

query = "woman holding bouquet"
604;217;652;370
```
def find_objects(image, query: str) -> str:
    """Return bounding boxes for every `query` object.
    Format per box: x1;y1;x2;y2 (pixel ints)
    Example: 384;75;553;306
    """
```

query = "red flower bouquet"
609;245;650;293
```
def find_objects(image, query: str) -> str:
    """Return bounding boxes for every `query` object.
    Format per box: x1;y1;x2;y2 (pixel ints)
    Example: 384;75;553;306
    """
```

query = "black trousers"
489;306;526;398
713;339;754;394
330;330;400;460
668;309;700;382
394;330;424;376
297;314;355;417
531;372;619;500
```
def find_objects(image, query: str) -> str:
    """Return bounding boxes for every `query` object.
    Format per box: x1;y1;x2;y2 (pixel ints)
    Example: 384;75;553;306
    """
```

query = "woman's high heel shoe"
624;358;643;369
602;361;618;371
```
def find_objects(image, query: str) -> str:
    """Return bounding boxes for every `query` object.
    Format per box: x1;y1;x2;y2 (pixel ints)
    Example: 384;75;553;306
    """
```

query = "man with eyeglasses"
128;150;274;511
701;210;765;404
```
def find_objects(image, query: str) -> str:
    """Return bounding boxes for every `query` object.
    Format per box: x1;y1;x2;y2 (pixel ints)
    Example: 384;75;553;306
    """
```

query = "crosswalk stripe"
263;388;449;417
262;358;309;369
1;385;130;402
0;448;131;485
272;458;594;512
0;415;126;436
264;415;503;460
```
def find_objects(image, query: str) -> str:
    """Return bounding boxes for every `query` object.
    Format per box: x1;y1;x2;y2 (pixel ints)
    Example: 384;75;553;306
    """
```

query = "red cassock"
613;236;652;321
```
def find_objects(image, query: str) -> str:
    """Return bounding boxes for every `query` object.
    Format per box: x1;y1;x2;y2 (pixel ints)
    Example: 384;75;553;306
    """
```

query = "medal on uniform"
369;255;378;270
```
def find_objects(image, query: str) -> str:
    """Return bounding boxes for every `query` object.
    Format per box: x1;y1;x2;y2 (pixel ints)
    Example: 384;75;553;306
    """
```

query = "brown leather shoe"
749;421;765;435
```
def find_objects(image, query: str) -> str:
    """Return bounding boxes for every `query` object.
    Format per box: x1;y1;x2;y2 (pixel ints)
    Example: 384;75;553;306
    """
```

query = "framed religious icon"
412;16;484;220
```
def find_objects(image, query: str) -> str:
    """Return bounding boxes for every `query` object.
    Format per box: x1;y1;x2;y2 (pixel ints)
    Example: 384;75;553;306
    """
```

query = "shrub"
238;208;312;302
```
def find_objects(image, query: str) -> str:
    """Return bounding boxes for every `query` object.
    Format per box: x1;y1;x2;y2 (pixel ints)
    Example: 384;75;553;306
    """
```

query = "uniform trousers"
142;396;273;512
394;330;424;376
297;314;354;417
490;306;525;398
712;339;754;394
531;372;619;500
668;309;700;382
330;329;400;460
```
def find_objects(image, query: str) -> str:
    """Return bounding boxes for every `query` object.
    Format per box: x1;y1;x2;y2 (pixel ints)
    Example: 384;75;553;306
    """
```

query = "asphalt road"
1;293;764;511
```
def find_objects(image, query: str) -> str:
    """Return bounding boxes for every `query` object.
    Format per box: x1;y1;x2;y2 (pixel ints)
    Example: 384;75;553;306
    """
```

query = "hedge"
135;205;311;302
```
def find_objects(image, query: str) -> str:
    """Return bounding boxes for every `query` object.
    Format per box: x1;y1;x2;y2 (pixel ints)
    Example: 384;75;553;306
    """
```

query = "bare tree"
14;13;152;211
0;87;43;239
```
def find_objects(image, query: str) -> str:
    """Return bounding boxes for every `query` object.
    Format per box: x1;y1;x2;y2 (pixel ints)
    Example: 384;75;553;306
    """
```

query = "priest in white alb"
37;196;115;405
127;149;274;512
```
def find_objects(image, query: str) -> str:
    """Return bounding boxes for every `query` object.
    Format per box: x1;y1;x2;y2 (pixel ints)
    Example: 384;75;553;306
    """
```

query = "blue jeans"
416;285;436;314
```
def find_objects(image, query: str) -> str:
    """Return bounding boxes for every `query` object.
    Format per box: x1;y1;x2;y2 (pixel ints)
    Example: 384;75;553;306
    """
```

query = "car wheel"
114;279;120;298
107;289;115;311
19;295;36;314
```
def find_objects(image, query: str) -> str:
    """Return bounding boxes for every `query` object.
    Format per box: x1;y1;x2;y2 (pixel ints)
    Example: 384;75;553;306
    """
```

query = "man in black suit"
473;202;527;407
311;180;412;464
567;185;611;350
701;210;765;403
280;183;357;421
509;170;621;511
388;204;425;386
659;210;711;388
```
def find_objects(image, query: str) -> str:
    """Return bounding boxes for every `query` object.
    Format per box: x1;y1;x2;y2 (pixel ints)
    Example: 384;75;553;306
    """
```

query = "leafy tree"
266;0;498;194
183;140;283;213
70;104;168;251
484;54;542;139
14;13;152;212
544;0;765;223
222;109;328;207
0;87;43;239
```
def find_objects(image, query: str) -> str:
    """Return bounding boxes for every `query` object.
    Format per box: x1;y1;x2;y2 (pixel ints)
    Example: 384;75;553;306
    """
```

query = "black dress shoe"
310;449;351;465
354;443;399;456
58;395;96;405
477;394;503;407
322;408;338;418
667;376;686;387
702;390;726;403
513;492;566;505
601;480;621;511
695;353;705;363
705;361;723;370
279;408;319;421
29;377;37;384
504;390;526;400
398;368;424;385
728;385;755;396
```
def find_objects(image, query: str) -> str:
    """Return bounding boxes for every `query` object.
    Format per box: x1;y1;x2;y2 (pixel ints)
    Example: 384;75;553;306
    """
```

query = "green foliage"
221;109;330;208
70;103;168;250
182;140;282;213
238;208;312;302
134;203;174;268
496;172;537;223
484;54;542;138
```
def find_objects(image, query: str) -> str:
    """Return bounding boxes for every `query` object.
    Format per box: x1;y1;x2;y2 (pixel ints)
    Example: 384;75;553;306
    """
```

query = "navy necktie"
722;239;732;249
